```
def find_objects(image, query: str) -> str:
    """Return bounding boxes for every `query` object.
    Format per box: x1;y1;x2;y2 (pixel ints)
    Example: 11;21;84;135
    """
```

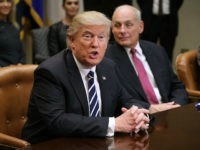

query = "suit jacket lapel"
65;51;89;116
139;41;166;99
113;44;147;100
96;63;110;116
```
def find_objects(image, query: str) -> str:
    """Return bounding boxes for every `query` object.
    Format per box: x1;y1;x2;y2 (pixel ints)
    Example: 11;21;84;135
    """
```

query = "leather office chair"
31;27;50;64
175;50;200;101
0;64;37;149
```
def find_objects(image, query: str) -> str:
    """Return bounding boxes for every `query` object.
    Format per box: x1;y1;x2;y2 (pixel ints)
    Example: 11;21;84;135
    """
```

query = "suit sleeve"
168;64;189;105
157;46;189;105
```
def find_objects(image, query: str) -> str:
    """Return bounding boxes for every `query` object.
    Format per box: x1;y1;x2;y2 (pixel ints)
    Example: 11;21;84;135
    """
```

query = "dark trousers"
142;15;176;61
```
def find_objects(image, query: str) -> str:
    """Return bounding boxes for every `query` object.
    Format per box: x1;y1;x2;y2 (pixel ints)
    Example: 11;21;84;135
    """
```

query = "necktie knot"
87;71;94;79
159;0;163;15
131;48;136;56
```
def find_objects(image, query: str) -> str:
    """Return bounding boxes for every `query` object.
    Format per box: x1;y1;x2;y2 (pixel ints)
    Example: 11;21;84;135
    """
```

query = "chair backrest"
31;27;50;64
0;64;37;138
175;50;200;91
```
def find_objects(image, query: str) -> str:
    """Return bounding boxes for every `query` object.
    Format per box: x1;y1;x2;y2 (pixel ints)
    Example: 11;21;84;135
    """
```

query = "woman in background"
0;0;25;67
48;0;79;56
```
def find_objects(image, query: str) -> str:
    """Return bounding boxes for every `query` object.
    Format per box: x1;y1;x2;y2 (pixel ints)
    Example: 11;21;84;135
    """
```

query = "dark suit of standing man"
106;5;188;114
22;11;149;144
137;0;183;61
84;0;132;19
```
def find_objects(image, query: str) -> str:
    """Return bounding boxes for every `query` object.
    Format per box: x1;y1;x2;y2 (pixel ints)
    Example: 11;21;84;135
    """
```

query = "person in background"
84;0;132;43
22;11;149;144
48;0;79;56
106;5;188;114
136;0;184;61
0;0;25;67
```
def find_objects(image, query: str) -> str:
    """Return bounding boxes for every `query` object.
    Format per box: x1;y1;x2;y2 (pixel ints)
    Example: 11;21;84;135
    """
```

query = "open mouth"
89;51;99;59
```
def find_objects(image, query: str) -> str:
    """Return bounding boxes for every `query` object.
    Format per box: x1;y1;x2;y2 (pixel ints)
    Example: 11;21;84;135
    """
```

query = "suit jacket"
22;50;140;144
137;0;183;37
84;0;132;19
106;40;188;108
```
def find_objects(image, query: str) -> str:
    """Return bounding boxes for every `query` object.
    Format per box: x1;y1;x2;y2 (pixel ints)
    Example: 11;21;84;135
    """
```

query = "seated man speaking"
22;11;149;144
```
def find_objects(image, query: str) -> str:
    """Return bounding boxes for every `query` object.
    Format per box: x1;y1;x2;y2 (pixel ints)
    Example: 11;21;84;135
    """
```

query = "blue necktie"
87;71;100;117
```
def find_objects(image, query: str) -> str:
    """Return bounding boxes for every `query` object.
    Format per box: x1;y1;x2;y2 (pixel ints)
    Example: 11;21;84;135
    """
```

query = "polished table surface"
30;103;200;150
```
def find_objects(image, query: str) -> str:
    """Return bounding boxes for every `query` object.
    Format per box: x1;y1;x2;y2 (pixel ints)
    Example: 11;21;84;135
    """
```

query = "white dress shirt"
153;0;170;15
125;42;162;104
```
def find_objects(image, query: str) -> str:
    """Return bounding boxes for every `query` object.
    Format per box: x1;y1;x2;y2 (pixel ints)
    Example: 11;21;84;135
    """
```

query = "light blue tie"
87;71;100;117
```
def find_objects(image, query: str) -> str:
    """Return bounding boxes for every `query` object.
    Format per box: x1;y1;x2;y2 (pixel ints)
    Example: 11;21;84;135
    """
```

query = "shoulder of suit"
100;57;116;67
50;21;66;31
140;40;165;50
38;51;66;70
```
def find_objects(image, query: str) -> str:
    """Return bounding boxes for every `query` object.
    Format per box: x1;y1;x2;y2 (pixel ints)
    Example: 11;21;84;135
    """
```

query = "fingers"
135;113;150;130
121;107;128;113
138;108;149;114
116;106;149;133
166;101;175;105
150;102;181;114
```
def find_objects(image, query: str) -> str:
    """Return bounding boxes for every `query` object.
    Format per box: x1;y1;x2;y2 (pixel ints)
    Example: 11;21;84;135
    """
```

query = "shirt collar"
124;42;143;56
72;54;96;77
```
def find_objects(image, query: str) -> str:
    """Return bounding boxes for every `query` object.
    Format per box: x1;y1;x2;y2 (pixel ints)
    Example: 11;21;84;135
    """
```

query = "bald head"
112;5;141;22
111;5;144;48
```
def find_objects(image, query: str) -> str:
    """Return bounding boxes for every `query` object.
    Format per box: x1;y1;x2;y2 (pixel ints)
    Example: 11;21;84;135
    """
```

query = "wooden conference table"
2;102;200;150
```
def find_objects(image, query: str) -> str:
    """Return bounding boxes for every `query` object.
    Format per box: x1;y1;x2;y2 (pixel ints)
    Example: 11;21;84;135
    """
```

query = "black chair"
31;27;50;64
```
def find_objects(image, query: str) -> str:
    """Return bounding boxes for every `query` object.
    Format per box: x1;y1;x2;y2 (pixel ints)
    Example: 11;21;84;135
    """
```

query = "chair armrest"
0;132;30;149
186;88;200;99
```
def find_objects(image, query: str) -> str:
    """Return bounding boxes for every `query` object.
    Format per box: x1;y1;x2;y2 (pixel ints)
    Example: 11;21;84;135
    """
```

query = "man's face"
112;8;144;48
70;25;109;68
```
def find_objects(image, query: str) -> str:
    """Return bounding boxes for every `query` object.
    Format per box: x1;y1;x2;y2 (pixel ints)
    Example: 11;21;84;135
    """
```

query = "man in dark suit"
136;0;183;61
22;11;149;144
106;5;188;114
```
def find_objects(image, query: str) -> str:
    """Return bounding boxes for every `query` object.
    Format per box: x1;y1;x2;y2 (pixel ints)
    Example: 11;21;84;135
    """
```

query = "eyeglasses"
66;1;79;5
0;0;12;3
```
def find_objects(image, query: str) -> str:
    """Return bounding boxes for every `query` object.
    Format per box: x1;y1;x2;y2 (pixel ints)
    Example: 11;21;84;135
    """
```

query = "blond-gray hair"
67;11;111;46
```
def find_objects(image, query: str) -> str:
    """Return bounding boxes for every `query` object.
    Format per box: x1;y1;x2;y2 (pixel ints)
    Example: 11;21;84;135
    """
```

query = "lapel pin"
102;76;106;80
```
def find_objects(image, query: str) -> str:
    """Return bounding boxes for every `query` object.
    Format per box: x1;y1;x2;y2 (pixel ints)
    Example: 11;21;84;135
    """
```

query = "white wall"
174;0;200;63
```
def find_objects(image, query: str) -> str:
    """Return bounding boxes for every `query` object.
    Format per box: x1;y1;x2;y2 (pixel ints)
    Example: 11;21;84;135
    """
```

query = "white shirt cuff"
106;117;115;137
